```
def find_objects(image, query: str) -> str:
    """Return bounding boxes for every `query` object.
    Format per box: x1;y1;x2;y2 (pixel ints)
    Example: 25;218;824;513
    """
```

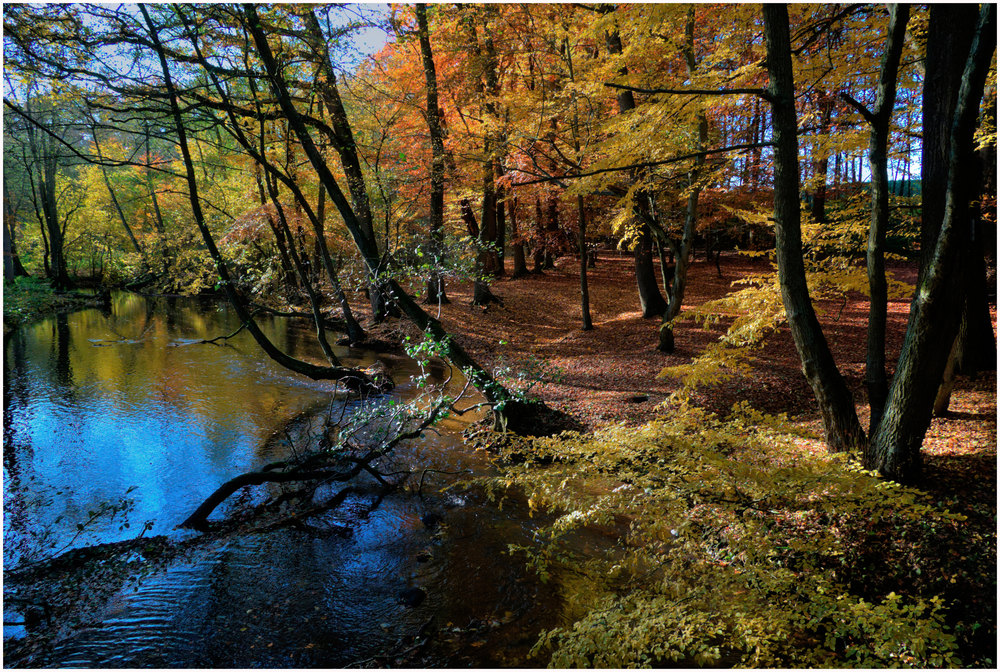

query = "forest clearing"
4;3;997;668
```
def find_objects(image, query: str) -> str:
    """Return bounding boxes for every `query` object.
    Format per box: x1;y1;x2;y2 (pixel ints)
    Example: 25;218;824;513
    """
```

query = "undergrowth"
3;277;106;331
484;394;994;668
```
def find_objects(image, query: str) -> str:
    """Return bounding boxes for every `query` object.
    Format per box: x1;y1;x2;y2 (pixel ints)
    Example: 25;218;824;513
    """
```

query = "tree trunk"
532;197;545;273
3;176;29;279
244;5;540;427
263;173;340;366
40;156;71;289
256;168;298;290
867;3;996;481
763;4;865;453
660;7;706;353
577;195;592;331
461;198;502;307
91;126;143;256
509;196;529;278
605;24;667;318
635;226;667;318
301;8;397;320
145;6;377;393
810;95;833;224
842;4;910;440
416;4;450;305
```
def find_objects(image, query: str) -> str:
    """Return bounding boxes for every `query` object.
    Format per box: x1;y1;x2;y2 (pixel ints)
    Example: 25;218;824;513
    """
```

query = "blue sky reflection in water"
2;293;545;667
3;292;364;567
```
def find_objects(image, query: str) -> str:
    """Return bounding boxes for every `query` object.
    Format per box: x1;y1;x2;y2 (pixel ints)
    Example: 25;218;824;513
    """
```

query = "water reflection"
3;292;367;567
4;292;559;668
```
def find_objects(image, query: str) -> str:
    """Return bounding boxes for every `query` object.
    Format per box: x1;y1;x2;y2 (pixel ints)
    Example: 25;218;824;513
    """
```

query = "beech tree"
4;91;80;289
414;3;449;306
840;4;911;437
762;4;866;452
867;3;996;481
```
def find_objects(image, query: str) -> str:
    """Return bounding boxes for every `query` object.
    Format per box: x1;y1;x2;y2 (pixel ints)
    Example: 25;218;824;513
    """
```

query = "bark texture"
868;4;996;482
763;4;865;453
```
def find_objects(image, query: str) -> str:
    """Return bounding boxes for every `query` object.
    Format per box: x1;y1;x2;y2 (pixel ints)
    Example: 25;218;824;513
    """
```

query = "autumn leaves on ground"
360;249;994;666
424;253;995;490
408;251;997;665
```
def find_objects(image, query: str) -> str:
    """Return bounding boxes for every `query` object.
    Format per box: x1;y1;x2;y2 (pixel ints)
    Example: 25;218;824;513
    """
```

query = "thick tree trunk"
635;227;667;318
40;161;71;289
918;4;979;283
954;232;997;376
867;4;996;481
416;4;450;305
763;4;865;453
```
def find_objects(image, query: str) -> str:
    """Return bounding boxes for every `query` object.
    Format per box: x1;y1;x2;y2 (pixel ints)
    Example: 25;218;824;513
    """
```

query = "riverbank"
4;258;995;666
3;277;110;334
392;253;994;496
381;251;996;665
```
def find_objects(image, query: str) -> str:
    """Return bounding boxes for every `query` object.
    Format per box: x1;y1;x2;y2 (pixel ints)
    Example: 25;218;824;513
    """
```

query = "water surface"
4;293;559;666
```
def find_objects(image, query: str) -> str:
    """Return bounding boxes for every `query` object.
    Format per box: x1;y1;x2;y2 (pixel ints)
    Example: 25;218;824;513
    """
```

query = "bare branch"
512;141;772;187
604;82;772;101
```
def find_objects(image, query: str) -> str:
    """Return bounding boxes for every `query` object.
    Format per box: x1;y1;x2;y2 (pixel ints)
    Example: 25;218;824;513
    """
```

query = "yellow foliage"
485;398;970;667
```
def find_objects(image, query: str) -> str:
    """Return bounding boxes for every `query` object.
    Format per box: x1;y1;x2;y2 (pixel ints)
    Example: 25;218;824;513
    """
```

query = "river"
3;293;562;666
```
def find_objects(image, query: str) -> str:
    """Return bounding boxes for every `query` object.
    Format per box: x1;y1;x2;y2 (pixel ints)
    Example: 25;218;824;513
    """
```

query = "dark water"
3;294;559;667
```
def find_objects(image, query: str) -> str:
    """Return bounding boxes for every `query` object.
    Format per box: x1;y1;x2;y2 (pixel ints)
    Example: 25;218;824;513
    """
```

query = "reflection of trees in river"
4;328;35;560
54;313;73;392
4;328;30;475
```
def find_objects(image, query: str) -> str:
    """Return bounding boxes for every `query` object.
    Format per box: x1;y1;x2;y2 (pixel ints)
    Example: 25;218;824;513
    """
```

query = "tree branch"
604;82;772;102
512;141;772;186
839;92;876;125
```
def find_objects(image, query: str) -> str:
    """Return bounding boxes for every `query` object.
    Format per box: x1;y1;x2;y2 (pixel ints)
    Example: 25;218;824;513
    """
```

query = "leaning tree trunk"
245;6;541;429
177;4;367;348
144;6;378;394
867;4;996;482
763;4;866;453
301;8;398;321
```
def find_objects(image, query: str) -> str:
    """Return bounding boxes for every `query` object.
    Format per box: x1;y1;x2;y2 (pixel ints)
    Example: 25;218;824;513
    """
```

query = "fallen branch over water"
180;374;466;532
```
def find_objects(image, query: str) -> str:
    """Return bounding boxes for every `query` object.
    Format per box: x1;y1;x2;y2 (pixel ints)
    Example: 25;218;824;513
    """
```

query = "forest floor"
362;250;997;666
375;251;996;522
